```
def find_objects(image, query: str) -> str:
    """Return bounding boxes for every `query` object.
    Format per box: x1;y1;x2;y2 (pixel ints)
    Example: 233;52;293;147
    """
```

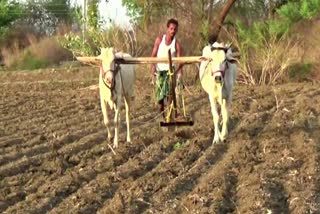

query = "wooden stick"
76;53;241;65
76;56;101;64
115;56;204;64
107;143;117;155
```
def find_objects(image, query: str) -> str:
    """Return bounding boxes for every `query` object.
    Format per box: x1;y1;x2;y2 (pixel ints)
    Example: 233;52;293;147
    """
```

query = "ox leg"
113;101;121;148
101;99;112;141
209;95;221;144
124;97;131;143
221;98;229;141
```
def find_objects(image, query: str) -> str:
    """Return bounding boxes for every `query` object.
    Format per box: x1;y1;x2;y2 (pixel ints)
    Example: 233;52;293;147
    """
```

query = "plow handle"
168;49;177;119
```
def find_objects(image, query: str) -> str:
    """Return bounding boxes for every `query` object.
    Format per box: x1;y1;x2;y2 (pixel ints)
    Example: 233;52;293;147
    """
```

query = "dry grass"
28;35;72;63
226;28;302;85
1;42;21;68
254;35;301;85
1;34;72;69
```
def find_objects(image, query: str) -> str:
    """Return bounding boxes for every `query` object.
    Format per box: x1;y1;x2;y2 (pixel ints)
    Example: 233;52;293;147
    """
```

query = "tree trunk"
208;0;238;44
207;0;214;23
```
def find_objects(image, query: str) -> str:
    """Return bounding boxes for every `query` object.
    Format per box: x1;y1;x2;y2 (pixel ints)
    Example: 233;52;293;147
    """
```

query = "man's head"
166;18;179;38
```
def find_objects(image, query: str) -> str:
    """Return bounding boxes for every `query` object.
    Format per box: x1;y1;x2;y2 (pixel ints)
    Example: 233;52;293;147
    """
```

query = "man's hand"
177;71;182;81
176;70;184;91
151;72;157;85
151;63;156;85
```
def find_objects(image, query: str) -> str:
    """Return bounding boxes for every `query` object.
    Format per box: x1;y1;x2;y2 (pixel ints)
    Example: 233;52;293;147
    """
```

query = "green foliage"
232;0;269;22
232;0;320;85
87;0;100;30
58;0;105;56
234;0;320;48
122;0;143;22
122;0;173;27
43;0;76;24
236;0;320;52
173;142;183;150
60;23;139;57
277;2;302;23
200;19;210;43
59;32;93;56
299;0;320;19
277;0;320;23
18;0;80;36
59;0;139;57
288;63;313;81
60;0;145;57
0;0;23;38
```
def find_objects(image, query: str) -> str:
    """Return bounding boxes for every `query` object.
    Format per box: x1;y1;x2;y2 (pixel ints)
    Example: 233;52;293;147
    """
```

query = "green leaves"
277;0;320;22
0;1;23;38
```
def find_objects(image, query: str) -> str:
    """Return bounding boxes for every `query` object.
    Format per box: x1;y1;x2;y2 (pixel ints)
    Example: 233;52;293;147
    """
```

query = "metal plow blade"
159;118;194;127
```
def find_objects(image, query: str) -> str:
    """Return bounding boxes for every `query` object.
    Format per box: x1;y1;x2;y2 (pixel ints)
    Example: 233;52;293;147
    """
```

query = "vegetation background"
0;0;319;84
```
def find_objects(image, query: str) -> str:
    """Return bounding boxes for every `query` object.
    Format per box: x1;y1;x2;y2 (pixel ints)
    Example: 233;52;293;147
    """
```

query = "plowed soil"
0;66;319;214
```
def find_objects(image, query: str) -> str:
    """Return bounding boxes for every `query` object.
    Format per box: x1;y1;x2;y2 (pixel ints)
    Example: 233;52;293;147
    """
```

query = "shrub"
229;23;301;85
59;24;142;57
230;0;320;85
28;35;72;63
288;63;313;81
1;35;72;70
7;50;49;70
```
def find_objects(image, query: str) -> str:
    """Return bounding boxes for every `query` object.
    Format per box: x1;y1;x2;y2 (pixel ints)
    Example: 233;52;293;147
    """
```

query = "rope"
131;110;165;125
118;64;128;101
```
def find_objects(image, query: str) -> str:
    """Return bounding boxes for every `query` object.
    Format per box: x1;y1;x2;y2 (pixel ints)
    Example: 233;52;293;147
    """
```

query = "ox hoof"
221;136;227;142
212;139;220;144
113;138;119;148
107;136;113;142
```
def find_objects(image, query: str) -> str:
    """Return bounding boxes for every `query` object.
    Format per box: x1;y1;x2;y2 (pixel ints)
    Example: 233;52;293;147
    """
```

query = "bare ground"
0;66;319;214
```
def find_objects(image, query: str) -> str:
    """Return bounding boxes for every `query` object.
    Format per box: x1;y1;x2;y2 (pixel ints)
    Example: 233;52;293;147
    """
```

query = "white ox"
199;42;237;144
97;47;135;148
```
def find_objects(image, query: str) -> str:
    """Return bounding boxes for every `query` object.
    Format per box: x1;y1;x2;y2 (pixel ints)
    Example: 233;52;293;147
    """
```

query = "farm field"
0;66;319;213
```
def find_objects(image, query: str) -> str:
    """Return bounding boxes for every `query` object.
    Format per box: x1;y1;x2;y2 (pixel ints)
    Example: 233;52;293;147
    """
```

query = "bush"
10;50;49;70
230;0;320;85
1;35;72;70
230;22;301;85
29;35;72;63
277;0;320;23
288;63;313;81
59;24;142;57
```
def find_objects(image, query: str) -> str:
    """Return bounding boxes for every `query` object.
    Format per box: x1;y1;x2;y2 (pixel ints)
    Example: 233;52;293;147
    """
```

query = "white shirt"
156;35;176;71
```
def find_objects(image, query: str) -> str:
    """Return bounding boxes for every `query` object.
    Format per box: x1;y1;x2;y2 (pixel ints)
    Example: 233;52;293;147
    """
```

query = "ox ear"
227;58;238;64
109;47;115;53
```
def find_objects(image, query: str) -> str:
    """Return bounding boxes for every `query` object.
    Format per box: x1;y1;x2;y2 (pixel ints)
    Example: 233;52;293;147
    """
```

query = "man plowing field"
150;18;184;119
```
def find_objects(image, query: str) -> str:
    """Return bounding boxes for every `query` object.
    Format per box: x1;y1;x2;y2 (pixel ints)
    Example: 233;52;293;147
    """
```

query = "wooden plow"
77;49;240;127
159;49;194;127
77;53;204;127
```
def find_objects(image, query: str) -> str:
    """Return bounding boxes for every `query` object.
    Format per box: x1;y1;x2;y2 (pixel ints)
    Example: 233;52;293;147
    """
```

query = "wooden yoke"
76;56;205;65
76;53;240;66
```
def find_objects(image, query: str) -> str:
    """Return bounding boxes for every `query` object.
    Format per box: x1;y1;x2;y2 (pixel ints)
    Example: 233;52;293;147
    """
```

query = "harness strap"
211;70;225;77
210;60;230;78
99;62;120;91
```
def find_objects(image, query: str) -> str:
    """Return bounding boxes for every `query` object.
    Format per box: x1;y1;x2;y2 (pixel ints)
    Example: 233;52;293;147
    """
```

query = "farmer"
151;18;183;117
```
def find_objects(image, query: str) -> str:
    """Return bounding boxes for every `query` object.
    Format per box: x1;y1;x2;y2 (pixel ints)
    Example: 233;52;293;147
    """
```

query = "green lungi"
155;70;171;102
